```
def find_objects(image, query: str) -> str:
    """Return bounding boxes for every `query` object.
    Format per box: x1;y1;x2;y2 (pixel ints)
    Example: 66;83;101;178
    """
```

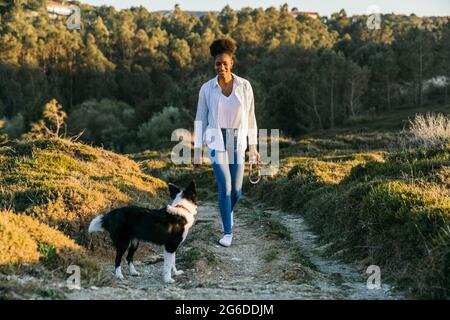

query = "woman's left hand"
249;145;260;164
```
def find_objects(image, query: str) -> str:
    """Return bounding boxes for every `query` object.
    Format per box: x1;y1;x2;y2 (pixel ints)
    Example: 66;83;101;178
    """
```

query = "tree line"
0;1;449;151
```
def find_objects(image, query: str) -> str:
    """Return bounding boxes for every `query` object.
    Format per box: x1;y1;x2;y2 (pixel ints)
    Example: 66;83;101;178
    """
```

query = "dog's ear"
183;180;197;203
168;183;181;200
186;180;196;194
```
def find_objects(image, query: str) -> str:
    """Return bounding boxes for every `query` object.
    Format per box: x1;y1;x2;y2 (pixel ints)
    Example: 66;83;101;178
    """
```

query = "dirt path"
65;199;404;300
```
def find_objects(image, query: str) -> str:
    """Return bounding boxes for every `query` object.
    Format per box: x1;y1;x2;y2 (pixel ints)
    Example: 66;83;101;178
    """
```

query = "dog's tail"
88;214;105;233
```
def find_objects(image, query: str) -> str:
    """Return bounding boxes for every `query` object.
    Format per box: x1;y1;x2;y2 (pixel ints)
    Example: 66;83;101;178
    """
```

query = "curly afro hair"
209;39;237;58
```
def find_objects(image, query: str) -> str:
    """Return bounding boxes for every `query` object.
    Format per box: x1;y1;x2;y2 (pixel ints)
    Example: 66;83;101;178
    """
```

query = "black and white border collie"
88;181;197;284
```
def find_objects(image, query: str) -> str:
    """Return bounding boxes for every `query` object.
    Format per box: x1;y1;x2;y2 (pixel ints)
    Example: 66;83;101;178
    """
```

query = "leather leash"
248;160;262;185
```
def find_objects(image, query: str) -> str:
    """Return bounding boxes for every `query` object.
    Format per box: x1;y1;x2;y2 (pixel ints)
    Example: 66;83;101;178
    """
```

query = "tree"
162;4;199;39
317;49;346;128
0;3;448;144
113;10;136;67
133;29;152;70
233;8;260;47
92;16;110;58
344;60;369;117
81;33;116;100
218;5;238;35
328;9;351;38
353;43;400;112
169;38;192;69
26;99;67;139
394;28;435;108
299;54;324;130
438;23;450;104
368;46;399;111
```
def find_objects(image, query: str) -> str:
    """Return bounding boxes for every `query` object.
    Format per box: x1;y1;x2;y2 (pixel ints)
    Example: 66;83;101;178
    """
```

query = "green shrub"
137;106;191;150
3;113;26;139
250;131;450;298
67;99;139;153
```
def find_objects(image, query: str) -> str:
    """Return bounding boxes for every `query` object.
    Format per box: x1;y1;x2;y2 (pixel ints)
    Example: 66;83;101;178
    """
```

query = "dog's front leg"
163;250;175;283
172;252;184;276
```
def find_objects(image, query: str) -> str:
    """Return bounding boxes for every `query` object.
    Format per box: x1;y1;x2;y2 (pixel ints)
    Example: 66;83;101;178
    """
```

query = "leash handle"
248;160;262;185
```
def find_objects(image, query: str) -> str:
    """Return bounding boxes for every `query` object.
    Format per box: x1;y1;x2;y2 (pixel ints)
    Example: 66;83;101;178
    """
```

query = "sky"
82;0;450;17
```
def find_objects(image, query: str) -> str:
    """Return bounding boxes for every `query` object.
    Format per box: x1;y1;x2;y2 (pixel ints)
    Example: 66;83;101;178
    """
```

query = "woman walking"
193;39;259;247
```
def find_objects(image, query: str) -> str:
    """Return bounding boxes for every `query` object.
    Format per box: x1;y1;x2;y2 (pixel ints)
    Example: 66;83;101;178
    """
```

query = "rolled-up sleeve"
247;82;258;146
194;84;208;149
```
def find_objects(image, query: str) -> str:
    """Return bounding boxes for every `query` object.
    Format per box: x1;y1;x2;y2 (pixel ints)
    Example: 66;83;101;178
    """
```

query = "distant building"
46;1;72;16
157;10;211;18
289;11;320;19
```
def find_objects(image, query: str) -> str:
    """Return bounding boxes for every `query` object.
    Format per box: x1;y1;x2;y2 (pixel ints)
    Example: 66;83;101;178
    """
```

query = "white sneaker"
219;234;233;247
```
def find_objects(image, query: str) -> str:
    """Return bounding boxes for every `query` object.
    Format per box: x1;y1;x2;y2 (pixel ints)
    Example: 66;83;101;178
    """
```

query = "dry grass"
0;210;79;266
0;210;112;287
404;113;450;148
0;138;168;240
248;128;450;298
0;137;168;286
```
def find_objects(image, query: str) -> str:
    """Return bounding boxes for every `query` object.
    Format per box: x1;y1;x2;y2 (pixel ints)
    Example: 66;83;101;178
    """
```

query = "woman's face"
214;53;233;78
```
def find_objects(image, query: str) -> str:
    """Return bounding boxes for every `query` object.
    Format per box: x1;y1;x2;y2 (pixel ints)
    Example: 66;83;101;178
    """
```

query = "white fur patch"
128;262;139;276
88;215;104;233
167;197;197;217
166;197;197;242
172;253;184;276
115;267;124;280
171;191;183;206
163;250;175;283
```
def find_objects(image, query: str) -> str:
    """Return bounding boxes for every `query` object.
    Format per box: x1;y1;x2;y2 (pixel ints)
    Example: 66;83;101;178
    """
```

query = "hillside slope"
0;137;168;297
248;108;450;299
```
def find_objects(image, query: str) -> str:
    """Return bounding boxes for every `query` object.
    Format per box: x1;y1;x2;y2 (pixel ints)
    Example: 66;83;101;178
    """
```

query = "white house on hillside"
46;1;72;16
289;11;320;19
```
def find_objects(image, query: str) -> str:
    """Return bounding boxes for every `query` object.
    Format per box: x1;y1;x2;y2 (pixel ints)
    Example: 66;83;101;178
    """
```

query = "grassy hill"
248;107;450;299
128;106;449;298
0;137;168;297
0;105;448;299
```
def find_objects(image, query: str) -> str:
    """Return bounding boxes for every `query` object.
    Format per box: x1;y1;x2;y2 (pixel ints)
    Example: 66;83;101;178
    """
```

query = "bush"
67;99;139;153
24;100;68;140
3;113;25;139
404;113;450;148
137;106;191;150
249;130;450;298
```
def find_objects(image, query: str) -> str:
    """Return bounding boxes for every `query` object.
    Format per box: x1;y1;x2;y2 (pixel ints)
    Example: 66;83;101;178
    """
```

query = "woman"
193;38;259;247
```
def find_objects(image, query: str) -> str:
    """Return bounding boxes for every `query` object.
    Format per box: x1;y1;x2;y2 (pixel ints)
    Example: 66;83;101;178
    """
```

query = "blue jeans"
208;129;245;235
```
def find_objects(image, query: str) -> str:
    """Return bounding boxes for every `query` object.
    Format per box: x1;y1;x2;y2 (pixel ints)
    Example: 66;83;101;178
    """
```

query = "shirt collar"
214;72;241;88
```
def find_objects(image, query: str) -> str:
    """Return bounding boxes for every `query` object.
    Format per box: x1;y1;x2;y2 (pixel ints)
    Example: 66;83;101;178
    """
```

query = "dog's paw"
128;264;140;276
164;277;175;284
174;270;184;276
115;268;125;280
115;274;125;280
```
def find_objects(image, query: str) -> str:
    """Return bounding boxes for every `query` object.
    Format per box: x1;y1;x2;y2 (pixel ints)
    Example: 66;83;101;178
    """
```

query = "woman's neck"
218;73;233;85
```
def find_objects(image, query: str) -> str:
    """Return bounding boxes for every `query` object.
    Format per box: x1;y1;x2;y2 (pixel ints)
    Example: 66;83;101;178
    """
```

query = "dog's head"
168;180;197;213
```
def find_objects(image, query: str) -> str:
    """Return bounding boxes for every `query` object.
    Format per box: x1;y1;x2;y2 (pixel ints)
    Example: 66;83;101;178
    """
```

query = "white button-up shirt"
194;73;258;152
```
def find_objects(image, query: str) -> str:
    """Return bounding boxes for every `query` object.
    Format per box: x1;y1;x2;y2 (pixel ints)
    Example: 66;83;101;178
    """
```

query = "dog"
88;181;198;284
